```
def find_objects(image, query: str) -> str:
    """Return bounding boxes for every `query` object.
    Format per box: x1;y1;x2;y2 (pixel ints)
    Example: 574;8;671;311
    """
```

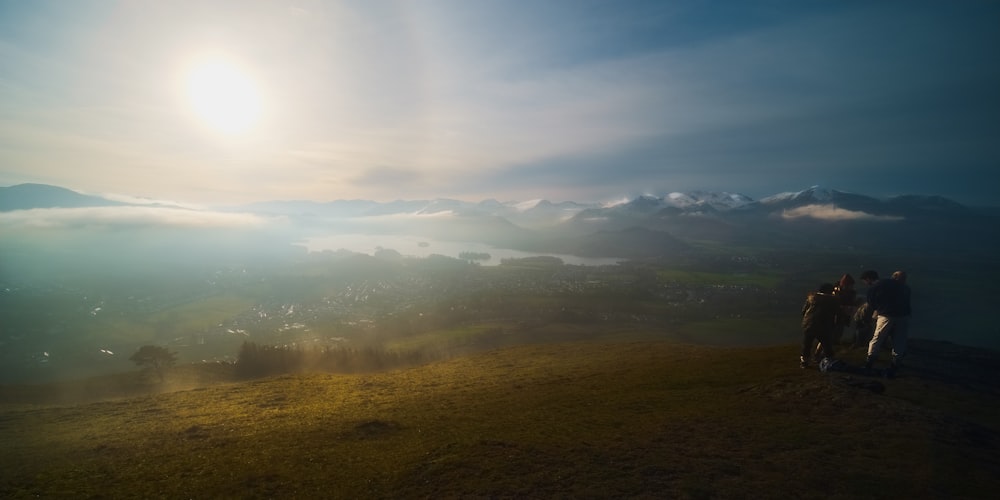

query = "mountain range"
2;183;996;259
0;183;986;218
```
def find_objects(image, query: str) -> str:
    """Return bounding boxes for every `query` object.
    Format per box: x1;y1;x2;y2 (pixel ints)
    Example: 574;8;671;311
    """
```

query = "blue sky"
1;0;997;205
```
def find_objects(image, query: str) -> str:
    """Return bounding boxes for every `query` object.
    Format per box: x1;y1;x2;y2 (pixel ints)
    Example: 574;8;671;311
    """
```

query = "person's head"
859;270;879;284
891;271;907;283
839;273;855;289
818;283;835;294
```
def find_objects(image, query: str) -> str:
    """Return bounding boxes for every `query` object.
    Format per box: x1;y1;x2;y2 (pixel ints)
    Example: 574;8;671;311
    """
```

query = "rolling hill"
1;337;998;498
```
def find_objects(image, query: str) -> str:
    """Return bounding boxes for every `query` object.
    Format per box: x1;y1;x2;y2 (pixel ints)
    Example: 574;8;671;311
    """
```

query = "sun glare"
184;59;261;135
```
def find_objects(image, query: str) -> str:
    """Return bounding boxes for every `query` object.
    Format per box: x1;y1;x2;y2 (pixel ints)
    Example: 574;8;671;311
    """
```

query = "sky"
0;0;998;206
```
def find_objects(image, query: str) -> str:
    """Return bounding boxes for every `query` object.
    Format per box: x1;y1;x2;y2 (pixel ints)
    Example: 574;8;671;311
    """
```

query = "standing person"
888;271;912;374
816;273;857;357
834;274;858;344
800;283;840;368
859;270;906;376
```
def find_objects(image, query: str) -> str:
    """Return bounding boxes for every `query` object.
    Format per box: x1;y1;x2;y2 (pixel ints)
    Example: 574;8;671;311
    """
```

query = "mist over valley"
2;183;999;497
2;183;997;385
4;2;999;495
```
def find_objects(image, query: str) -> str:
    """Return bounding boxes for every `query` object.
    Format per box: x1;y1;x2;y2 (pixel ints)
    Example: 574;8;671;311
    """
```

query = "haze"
1;1;998;206
1;1;998;385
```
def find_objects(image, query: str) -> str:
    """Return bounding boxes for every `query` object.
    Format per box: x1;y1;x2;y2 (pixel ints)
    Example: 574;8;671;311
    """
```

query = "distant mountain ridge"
0;183;126;211
4;183;996;255
1;182;997;261
0;183;980;221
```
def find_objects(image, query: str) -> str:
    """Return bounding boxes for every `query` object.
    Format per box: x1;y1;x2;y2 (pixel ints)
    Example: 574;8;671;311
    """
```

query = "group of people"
800;269;912;377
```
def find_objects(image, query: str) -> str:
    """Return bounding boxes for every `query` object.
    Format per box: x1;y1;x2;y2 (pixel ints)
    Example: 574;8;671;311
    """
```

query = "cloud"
1;1;997;205
0;206;275;230
369;211;457;220
352;166;424;189
779;204;903;222
95;192;206;210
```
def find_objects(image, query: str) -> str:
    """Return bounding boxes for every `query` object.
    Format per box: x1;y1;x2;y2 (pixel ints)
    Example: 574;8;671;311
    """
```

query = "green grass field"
2;335;998;499
87;295;259;345
656;268;784;288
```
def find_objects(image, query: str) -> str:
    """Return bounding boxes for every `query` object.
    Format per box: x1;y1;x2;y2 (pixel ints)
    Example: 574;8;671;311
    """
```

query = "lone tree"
129;345;177;382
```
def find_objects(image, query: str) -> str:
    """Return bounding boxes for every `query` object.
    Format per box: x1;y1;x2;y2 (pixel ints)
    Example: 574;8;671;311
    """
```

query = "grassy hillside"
2;338;999;499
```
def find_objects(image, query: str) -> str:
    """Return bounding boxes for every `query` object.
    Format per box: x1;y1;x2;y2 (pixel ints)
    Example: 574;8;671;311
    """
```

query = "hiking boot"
862;357;874;371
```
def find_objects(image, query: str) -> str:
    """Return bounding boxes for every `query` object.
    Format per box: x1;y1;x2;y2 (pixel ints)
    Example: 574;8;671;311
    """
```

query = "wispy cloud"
1;1;996;204
0;206;275;230
95;192;205;210
779;204;903;222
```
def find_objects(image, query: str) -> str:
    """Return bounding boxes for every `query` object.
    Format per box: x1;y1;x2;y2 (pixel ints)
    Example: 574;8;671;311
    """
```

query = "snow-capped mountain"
592;191;755;218
756;186;972;217
760;185;840;205
663;191;755;211
1;183;995;261
0;183;980;222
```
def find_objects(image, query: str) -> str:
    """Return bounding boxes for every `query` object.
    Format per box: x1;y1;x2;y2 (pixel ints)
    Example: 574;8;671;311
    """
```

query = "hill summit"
1;338;998;497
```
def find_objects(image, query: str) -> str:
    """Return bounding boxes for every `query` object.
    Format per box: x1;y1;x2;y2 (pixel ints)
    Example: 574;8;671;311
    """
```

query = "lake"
296;234;623;266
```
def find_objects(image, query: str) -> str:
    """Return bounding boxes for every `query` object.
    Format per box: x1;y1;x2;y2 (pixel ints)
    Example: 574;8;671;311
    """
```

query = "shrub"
129;345;177;382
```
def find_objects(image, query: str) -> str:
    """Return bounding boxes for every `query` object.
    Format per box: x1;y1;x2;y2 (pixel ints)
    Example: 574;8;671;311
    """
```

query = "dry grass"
1;338;998;499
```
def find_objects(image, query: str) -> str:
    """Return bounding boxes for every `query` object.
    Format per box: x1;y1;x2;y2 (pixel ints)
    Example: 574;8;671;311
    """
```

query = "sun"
184;59;261;135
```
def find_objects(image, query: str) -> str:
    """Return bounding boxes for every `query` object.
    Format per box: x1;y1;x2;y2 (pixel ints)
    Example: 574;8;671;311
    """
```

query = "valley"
1;183;997;383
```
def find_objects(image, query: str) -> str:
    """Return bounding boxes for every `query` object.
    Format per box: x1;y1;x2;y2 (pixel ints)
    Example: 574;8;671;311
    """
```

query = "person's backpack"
819;357;846;373
853;302;873;329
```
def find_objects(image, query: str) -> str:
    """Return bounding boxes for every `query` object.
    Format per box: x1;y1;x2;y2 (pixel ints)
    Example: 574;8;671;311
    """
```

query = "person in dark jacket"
834;274;858;337
859;270;907;375
888;271;912;374
815;273;857;358
800;283;841;368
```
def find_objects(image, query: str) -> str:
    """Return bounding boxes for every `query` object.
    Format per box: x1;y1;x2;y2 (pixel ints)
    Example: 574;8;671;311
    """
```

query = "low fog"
2;186;998;385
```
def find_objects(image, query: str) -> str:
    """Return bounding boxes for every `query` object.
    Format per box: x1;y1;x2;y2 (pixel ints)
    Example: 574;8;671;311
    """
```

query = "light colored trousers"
867;315;909;364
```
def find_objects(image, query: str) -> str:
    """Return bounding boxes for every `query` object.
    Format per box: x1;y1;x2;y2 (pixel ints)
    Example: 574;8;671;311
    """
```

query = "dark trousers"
852;325;874;348
802;328;834;359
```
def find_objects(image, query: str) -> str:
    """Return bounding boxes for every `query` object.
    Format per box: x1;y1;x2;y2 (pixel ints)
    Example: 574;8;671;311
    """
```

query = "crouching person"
851;301;874;349
800;283;840;369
